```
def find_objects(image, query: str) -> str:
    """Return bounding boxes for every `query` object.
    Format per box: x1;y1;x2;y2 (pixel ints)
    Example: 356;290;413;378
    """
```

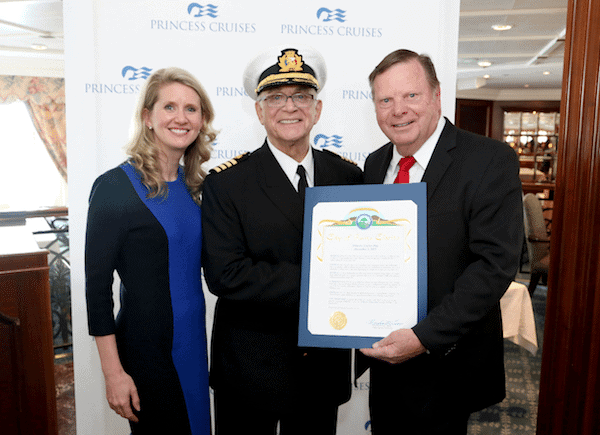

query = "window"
0;102;67;210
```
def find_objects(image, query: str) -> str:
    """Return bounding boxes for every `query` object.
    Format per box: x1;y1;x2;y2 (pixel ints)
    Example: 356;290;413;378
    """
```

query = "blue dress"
85;162;210;434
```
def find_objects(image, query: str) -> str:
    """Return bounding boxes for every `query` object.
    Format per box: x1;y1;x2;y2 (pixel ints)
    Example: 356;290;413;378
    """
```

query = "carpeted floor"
467;284;546;434
55;359;76;435
54;284;547;435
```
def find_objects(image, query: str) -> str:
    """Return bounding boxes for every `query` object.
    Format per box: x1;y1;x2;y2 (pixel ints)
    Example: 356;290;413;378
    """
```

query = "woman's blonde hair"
126;67;217;205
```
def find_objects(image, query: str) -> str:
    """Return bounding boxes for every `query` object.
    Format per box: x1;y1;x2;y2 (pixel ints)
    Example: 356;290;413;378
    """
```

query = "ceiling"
0;0;568;91
458;0;567;91
0;0;63;76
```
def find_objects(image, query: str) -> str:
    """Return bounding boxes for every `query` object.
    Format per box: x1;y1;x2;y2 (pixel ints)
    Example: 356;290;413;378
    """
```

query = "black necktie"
297;165;308;202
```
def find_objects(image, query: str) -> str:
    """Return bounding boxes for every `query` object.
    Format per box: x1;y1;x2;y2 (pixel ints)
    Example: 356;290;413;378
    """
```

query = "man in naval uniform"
201;46;363;435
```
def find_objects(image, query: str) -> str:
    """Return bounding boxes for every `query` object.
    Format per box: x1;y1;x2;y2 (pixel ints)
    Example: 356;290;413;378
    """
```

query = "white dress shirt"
267;140;315;190
383;117;446;184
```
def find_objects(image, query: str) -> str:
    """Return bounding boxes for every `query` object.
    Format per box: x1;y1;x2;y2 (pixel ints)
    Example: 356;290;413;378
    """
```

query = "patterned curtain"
0;76;67;180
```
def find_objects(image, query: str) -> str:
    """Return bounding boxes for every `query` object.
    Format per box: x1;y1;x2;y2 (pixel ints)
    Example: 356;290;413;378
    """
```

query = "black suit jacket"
363;119;523;412
202;142;363;411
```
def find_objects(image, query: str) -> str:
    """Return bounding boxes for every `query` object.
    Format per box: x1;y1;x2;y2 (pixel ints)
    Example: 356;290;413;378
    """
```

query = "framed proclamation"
298;183;427;349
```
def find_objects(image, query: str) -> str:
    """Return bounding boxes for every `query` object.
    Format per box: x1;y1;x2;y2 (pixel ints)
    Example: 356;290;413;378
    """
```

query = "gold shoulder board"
324;149;358;166
340;155;358;166
210;152;249;173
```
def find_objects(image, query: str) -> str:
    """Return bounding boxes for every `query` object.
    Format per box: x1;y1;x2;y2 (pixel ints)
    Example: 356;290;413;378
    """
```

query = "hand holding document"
360;328;427;364
298;184;427;349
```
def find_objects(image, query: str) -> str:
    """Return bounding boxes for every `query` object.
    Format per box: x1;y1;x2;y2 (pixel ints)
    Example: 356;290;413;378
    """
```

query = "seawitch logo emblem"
316;8;346;22
85;66;151;94
314;133;369;162
188;3;218;18
121;66;152;81
281;7;381;38
150;3;254;33
314;134;343;148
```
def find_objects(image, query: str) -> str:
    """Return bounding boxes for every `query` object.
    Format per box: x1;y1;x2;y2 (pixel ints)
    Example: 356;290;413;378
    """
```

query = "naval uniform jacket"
202;141;363;411
363;119;523;413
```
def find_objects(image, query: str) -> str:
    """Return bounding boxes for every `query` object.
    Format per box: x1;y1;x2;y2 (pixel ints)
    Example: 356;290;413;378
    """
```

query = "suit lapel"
313;148;335;186
255;142;304;233
367;144;393;184
421;119;455;201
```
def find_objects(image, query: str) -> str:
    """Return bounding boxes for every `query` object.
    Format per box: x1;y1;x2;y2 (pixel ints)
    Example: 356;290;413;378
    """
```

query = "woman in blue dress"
85;67;216;434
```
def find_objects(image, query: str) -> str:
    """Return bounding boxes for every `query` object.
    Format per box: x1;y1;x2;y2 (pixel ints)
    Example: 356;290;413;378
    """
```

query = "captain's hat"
243;45;327;100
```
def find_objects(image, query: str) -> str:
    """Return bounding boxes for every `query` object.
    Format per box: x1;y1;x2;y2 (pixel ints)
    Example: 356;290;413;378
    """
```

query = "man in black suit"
202;46;363;435
360;49;523;434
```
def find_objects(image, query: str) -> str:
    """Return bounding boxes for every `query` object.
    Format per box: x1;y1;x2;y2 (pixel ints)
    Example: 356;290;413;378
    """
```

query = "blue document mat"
298;183;427;349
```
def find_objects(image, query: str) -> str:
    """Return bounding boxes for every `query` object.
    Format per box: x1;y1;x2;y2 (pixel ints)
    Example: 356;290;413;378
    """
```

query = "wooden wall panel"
0;315;23;435
536;0;600;433
455;99;493;136
0;251;57;435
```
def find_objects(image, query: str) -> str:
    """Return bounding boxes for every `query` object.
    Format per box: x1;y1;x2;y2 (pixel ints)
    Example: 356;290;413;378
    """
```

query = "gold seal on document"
329;311;347;330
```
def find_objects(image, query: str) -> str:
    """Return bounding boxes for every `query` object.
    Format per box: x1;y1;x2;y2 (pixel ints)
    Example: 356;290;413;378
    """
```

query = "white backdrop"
64;1;459;433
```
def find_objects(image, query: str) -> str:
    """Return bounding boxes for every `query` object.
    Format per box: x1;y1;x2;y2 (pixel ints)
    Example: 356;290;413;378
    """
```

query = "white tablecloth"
500;281;538;355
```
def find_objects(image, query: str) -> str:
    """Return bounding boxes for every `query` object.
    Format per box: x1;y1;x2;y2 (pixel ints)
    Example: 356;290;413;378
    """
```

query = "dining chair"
523;193;551;296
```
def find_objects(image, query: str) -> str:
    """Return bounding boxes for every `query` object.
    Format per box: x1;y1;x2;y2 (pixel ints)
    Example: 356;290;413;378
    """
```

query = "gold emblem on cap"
278;49;303;72
329;311;348;330
255;48;320;94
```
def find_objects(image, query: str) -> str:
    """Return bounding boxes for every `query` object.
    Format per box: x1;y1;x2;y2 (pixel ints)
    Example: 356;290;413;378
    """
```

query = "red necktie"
394;156;416;184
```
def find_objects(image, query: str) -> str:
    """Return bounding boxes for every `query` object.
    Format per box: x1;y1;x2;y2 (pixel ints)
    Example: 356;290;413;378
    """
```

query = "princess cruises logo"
316;8;346;22
281;7;382;38
150;3;255;33
187;3;218;18
84;66;152;95
122;66;152;81
315;134;343;149
314;133;368;163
